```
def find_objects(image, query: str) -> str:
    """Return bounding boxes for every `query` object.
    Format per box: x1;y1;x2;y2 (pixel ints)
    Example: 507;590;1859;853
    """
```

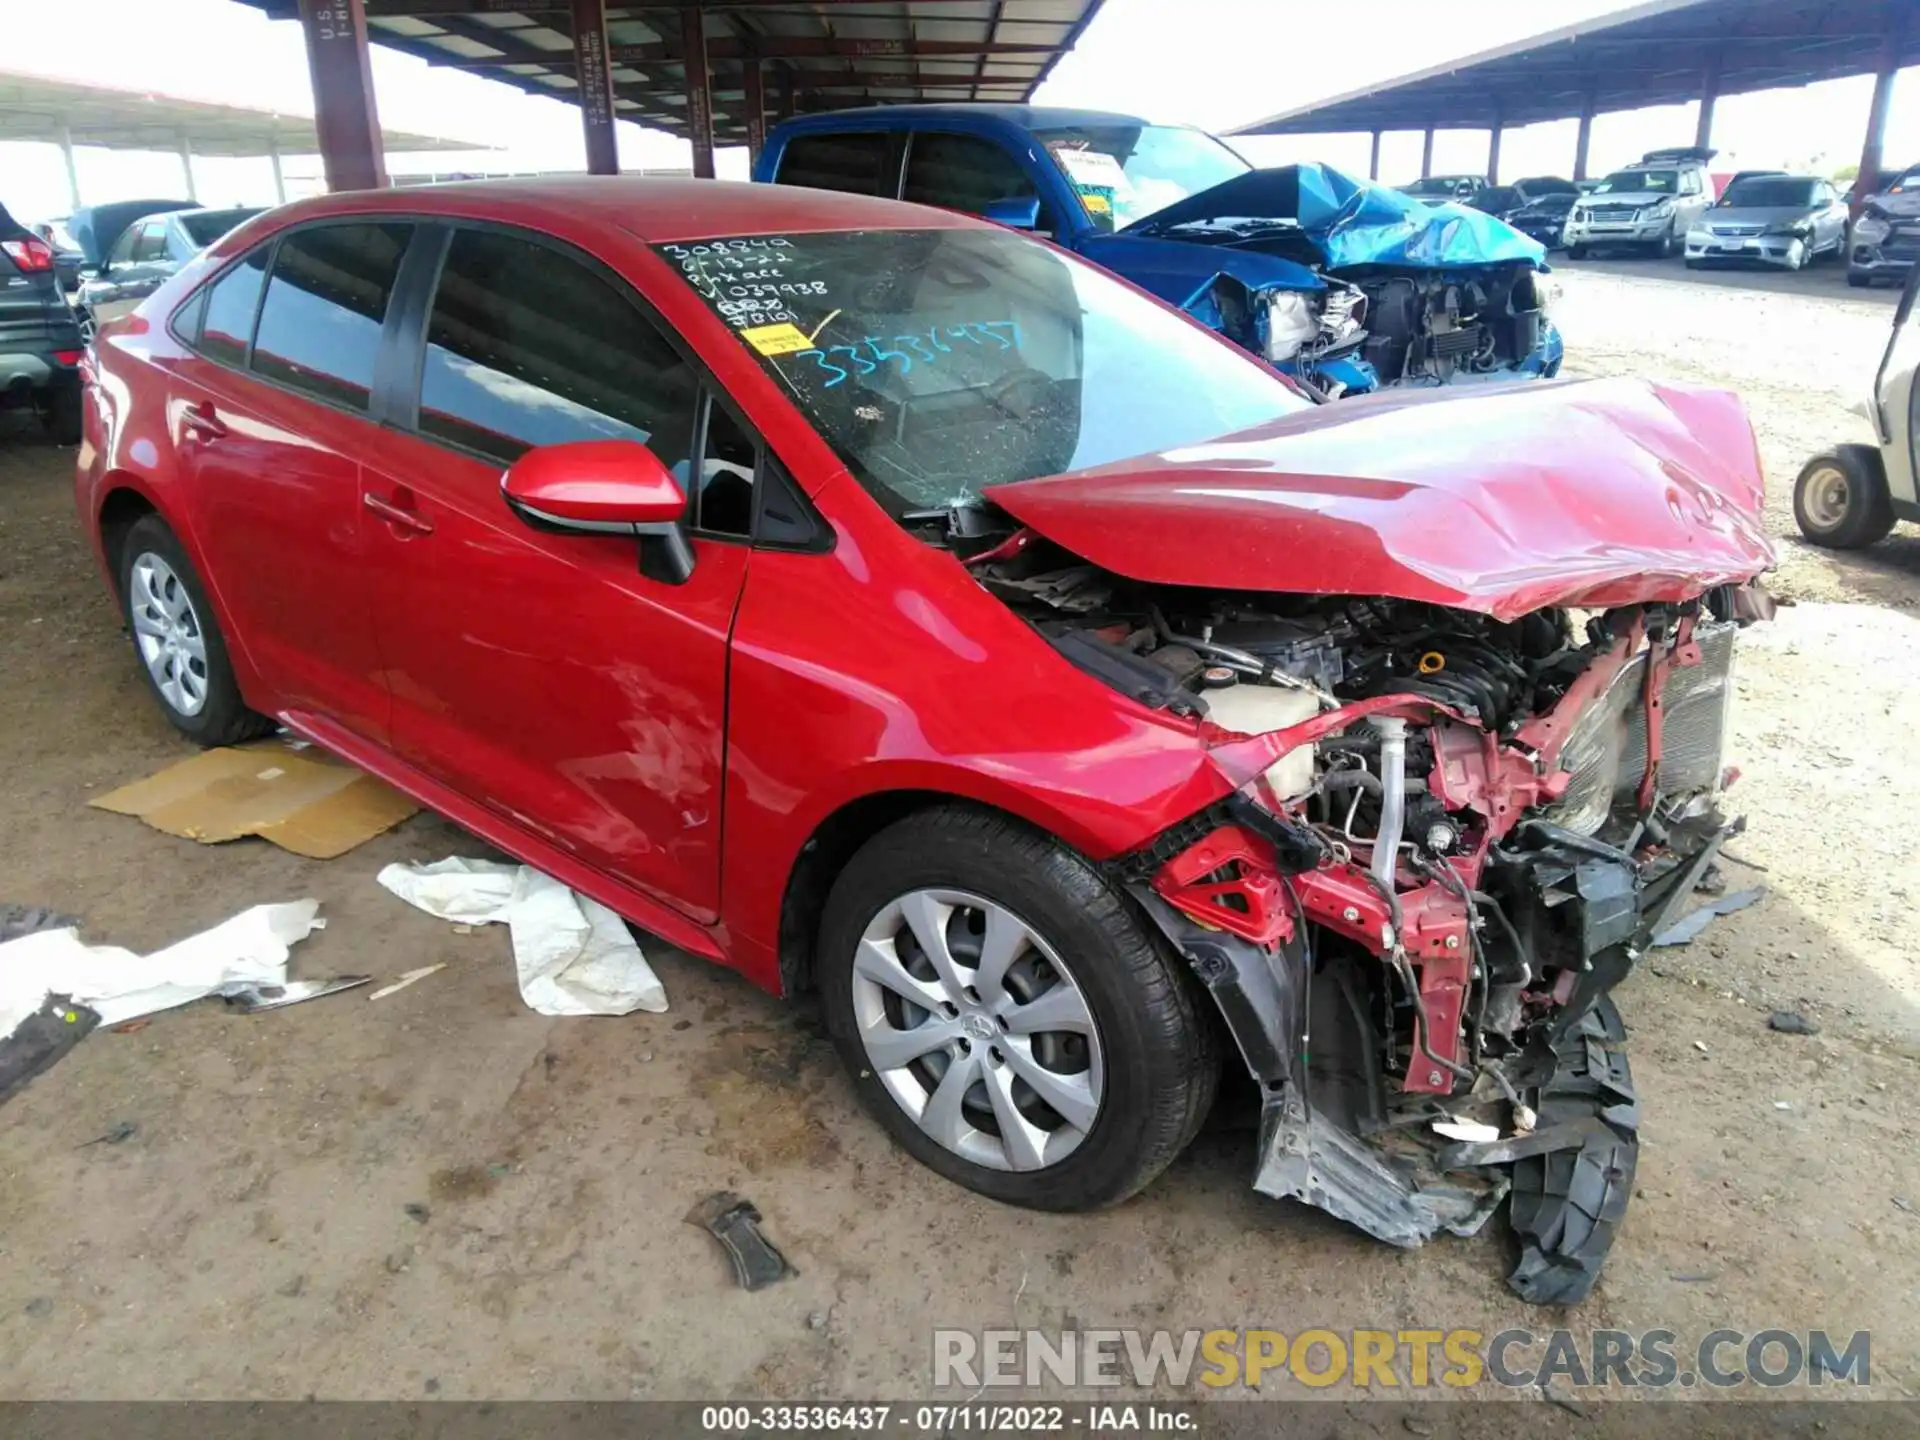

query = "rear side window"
250;223;412;411
416;227;699;469
902;132;1037;216
132;221;170;263
774;132;896;197
196;244;271;367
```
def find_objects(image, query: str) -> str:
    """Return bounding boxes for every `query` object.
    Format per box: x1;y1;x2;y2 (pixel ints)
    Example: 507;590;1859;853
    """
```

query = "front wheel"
1793;445;1895;549
817;807;1219;1211
1653;226;1680;259
1566;244;1588;260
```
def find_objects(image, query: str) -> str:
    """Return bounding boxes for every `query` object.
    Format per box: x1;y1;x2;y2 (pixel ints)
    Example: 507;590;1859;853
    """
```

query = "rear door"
900;129;1055;233
89;219;172;324
355;224;751;919
169;221;414;741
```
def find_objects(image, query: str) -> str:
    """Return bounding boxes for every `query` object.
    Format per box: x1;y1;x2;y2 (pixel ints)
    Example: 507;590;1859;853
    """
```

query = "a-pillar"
1574;90;1596;181
744;54;768;164
295;0;387;192
682;5;716;178
1695;50;1723;150
1420;127;1435;178
1856;12;1910;212
1368;129;1382;181
571;0;618;175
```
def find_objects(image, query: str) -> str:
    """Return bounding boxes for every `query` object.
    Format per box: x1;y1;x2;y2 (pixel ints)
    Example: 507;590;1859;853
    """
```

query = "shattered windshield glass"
1592;169;1677;194
1032;124;1250;232
1720;178;1818;209
657;229;1309;516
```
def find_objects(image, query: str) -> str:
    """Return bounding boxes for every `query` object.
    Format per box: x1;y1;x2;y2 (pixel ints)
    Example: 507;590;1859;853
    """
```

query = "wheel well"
777;790;1048;998
97;488;159;594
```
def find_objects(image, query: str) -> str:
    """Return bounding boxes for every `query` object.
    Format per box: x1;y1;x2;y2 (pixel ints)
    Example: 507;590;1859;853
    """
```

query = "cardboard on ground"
90;737;419;859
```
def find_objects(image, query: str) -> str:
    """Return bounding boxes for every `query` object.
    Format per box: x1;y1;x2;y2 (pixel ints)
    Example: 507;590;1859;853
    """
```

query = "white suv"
1564;148;1717;259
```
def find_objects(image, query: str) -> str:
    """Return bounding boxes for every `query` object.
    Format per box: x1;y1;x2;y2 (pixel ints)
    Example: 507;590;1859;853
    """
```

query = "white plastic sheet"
375;858;668;1016
0;901;323;1041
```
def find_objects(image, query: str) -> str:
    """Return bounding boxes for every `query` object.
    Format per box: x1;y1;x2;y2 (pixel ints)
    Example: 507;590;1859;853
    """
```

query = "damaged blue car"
753;105;1563;396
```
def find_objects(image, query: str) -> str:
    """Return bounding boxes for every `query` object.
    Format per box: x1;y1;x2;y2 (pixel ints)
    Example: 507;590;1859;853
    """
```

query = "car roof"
241;175;983;246
771;102;1154;133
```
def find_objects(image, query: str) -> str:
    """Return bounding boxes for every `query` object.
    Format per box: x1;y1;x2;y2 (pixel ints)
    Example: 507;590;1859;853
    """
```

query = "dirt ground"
2;258;1918;1412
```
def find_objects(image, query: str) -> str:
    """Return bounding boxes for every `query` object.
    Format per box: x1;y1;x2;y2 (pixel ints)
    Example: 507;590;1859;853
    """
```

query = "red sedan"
76;178;1772;1304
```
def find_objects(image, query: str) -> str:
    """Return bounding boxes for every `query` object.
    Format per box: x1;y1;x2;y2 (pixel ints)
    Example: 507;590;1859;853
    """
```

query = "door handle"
364;490;435;536
179;402;228;441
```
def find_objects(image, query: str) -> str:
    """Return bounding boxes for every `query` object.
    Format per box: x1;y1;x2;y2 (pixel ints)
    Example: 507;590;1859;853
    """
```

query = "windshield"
1592;169;1676;195
658;229;1310;515
1402;177;1472;197
1477;187;1520;211
1720;178;1817;209
1031;124;1250;232
179;208;264;249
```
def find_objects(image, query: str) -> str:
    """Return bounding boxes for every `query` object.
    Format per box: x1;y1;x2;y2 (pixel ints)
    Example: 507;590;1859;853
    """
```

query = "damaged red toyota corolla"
74;178;1773;1304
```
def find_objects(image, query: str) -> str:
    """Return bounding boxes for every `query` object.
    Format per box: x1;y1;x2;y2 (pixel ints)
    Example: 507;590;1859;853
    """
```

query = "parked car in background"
1398;174;1488;205
1505;191;1579;250
0;201;86;441
27;217;85;294
1848;163;1920;287
1564;148;1717;258
75;204;265;334
1795;262;1920;547
1470;176;1577;224
76;176;1772;1305
1685;174;1849;270
755;106;1560;396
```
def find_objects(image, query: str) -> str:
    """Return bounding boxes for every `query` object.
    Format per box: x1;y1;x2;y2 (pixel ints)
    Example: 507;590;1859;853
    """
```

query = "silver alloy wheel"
1801;463;1852;531
128;551;209;717
850;888;1105;1172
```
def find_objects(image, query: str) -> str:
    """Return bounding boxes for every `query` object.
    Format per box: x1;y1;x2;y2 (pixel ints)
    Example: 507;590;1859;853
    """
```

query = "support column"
1487;110;1503;185
571;0;618;175
1574;90;1596;181
1368;129;1382;181
1421;127;1435;178
776;69;796;121
1856;22;1906;213
296;0;387;192
744;54;768;164
58;123;81;210
682;5;716;179
178;130;198;202
269;135;287;203
1695;50;1723;150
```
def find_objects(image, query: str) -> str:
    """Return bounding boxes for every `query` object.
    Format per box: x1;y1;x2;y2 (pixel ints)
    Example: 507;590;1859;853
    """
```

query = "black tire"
39;381;81;446
1792;445;1895;549
817;805;1220;1211
1566;244;1588;260
1848;269;1872;288
1683;257;1703;270
1652;226;1679;260
118;515;274;746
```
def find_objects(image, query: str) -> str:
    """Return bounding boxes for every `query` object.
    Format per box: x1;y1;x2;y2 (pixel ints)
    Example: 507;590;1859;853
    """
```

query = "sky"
5;0;1920;220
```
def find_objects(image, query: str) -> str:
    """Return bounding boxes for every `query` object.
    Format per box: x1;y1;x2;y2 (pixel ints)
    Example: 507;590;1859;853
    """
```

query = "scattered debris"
385;1246;413;1274
76;1120;137;1148
807;1310;828;1330
1893;1197;1913;1215
1650;887;1766;947
1402;1418;1436;1437
0;903;80;944
403;1203;430;1224
0;998;99;1107
23;1297;53;1320
1669;1271;1719;1283
377;858;667;1016
1539;1381;1590;1418
367;965;445;1002
110;1019;152;1035
1768;1010;1820;1036
90;737;417;858
686;1191;796;1291
225;976;373;1013
1692;1040;1710;1054
1773;1100;1793;1111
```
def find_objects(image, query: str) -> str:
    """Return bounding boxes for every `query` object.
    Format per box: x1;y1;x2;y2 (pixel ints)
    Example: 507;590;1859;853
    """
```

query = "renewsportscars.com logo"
931;1328;1871;1392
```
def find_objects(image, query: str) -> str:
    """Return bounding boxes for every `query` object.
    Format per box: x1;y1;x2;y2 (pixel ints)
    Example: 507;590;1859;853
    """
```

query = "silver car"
1793;264;1920;547
1563;148;1716;259
1685;174;1849;271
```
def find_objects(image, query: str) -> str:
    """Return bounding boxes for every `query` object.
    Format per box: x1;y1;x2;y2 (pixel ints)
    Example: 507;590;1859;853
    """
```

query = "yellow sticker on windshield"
1082;192;1113;215
740;322;813;356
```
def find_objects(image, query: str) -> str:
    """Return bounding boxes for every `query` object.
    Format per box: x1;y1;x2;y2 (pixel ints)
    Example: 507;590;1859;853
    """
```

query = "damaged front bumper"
1119;612;1746;1305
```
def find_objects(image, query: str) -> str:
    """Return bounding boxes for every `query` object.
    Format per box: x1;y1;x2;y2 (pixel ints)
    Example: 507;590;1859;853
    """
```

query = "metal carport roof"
244;0;1109;147
1229;0;1918;136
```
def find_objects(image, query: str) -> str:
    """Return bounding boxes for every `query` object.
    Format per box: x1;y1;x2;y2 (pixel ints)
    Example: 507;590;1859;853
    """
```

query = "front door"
358;225;748;920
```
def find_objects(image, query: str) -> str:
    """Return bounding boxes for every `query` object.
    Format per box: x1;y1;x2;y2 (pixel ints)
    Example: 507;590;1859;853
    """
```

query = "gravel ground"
1;262;1917;1414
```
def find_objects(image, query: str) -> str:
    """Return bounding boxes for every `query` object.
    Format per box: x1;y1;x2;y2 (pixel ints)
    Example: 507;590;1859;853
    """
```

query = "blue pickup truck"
753;105;1563;397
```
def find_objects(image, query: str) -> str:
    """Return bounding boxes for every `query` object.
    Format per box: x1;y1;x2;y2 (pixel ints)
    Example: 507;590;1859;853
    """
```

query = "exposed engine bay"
973;537;1760;1303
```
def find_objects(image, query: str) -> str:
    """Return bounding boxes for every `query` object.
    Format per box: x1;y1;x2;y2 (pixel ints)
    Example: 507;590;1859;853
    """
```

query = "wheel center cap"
961;1012;995;1041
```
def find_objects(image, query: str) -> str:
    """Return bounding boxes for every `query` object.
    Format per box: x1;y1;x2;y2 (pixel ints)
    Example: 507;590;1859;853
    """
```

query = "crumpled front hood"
1122;163;1546;271
985;378;1774;624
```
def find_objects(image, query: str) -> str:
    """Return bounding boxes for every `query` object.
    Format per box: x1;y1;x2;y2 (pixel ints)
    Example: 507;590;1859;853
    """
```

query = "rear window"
902;132;1037;216
773;132;896;197
250;223;412;411
196;245;271;366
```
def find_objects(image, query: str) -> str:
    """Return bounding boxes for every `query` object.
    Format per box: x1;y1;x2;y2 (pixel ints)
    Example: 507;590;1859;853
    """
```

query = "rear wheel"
1848;269;1872;288
1793;445;1895;549
1566;244;1588;260
817;806;1219;1211
118;515;274;745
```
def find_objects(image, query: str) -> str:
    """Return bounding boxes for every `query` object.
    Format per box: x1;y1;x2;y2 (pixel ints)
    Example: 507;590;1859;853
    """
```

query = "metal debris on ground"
0;903;80;944
403;1203;430;1224
224;976;373;1012
366;966;444;1002
1650;887;1766;947
686;1191;797;1291
0;998;99;1107
76;1120;138;1148
1768;1009;1820;1035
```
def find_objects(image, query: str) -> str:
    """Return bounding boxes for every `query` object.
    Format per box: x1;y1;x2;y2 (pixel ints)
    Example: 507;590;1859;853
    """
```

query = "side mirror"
502;439;696;584
983;195;1042;230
